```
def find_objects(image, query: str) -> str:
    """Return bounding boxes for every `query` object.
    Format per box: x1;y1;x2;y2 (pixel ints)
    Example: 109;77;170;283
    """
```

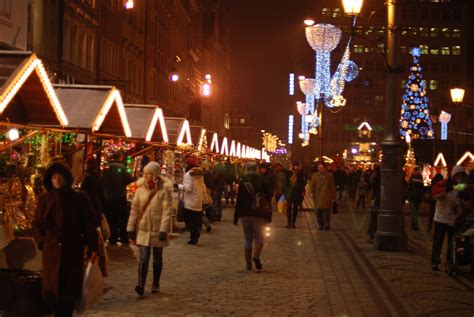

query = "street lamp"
450;87;465;162
304;18;315;26
343;0;407;251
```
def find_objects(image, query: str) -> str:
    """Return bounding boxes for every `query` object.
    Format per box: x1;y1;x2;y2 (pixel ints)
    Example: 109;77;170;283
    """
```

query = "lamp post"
343;0;407;250
450;87;465;163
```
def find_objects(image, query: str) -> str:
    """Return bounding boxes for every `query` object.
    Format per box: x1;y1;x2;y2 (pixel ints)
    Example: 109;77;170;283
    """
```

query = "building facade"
293;0;471;157
25;0;231;135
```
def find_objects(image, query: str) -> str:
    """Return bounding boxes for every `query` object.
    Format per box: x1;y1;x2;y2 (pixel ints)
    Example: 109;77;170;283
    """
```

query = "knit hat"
184;156;198;168
144;161;161;178
451;165;466;178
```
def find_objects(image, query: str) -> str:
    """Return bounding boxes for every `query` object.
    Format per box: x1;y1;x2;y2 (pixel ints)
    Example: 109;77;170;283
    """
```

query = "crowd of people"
31;152;474;316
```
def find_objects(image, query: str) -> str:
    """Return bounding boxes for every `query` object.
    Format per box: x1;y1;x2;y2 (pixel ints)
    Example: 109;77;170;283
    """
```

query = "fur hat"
43;161;73;191
451;165;466;178
184;156;198;168
144;161;161;178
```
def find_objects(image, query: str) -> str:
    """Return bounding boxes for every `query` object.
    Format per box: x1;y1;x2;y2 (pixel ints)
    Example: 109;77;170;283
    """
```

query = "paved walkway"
84;203;474;317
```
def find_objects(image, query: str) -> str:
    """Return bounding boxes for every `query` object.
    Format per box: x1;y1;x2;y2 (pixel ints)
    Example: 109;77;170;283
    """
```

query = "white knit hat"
451;165;466;178
144;161;161;178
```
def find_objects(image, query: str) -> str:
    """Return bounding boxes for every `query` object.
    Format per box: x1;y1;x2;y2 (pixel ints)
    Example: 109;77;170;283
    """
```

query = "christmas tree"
400;47;434;140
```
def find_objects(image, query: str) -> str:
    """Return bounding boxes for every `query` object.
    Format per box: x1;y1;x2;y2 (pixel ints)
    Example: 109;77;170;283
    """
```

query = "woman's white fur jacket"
127;176;173;247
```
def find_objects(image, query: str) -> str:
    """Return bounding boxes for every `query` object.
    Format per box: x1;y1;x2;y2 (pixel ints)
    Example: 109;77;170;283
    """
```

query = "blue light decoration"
288;115;294;144
344;60;359;82
399;47;434;140
289;73;295;95
439;110;451;140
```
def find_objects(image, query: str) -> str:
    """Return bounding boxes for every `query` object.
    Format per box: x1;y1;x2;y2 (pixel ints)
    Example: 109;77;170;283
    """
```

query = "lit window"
452;46;461;55
430;48;439;55
400;46;408;53
375;96;384;104
430;28;438;37
240;118;246;124
353;45;363;53
441;47;450;55
429;80;438;90
333;8;341;18
452;29;460;38
364;47;374;53
420;27;429;37
402;30;407;36
420;45;428;55
401;80;407;89
322;8;330;17
442;28;450;37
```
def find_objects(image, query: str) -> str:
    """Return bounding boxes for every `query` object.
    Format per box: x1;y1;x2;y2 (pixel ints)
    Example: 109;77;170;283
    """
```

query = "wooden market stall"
0;51;70;272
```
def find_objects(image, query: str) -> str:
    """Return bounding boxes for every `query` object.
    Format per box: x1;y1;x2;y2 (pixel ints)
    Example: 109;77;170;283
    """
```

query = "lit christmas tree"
400;47;434;140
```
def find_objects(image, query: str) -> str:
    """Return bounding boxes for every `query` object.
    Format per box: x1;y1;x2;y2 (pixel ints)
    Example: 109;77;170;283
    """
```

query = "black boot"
135;262;148;296
152;259;162;293
245;249;252;271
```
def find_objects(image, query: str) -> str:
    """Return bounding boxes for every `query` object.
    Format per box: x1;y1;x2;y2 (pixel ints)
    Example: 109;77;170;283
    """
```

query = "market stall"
0;51;70;272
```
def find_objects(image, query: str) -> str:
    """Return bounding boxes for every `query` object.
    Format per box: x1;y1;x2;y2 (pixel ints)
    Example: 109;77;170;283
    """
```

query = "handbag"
76;259;104;314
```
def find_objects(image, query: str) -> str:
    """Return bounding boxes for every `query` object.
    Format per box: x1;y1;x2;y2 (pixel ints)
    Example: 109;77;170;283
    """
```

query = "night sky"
225;0;307;137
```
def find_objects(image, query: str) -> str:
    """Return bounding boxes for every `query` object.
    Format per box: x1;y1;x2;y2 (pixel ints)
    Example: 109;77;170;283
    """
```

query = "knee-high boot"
152;261;162;293
136;262;148;295
245;249;252;270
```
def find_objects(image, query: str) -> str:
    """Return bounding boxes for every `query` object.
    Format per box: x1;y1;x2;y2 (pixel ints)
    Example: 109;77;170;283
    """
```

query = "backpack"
243;182;272;221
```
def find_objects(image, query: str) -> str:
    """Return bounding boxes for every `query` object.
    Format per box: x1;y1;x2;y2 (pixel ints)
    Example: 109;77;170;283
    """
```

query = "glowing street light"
304;18;315;26
8;128;19;141
342;0;363;16
202;83;211;96
124;0;134;10
450;87;465;161
450;88;465;103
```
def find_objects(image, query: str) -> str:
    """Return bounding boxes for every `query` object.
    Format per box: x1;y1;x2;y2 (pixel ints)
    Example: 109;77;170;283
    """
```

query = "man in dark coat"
283;161;307;228
210;158;226;221
32;161;98;317
102;151;133;244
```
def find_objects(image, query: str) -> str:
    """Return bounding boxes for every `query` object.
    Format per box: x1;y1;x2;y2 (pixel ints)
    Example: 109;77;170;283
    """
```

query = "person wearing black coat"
234;162;271;271
32;161;98;317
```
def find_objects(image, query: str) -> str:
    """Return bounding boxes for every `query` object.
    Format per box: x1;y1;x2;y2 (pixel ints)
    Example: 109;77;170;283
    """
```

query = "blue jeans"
240;217;266;259
138;246;163;290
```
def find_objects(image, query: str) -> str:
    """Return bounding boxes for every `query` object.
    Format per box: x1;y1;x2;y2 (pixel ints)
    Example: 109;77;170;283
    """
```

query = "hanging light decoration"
305;24;342;97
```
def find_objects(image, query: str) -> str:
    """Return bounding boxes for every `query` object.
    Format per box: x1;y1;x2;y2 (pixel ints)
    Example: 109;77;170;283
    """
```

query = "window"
431;63;438;72
240;118;246;124
441;47;450;55
72;24;79;65
452;29;460;38
332;8;342;18
452;46;461;55
353;45;363;53
430;28;438;37
322;8;330;17
431;9;440;20
442;28;450;37
400;46;408;54
451;64;460;72
63;18;71;62
429;80;438;90
364;80;372;88
430;48;439;55
375;96;384;104
420;27;429;37
420;45;428;55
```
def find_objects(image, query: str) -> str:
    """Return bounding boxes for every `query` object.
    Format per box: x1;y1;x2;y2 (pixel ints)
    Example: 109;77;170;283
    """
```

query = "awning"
190;125;206;151
0;51;68;127
124;104;168;143
53;84;131;137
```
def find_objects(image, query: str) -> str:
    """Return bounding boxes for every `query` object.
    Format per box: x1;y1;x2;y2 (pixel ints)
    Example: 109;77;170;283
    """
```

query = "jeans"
138;246;163;290
431;221;454;266
316;208;330;228
183;209;202;243
287;199;299;226
105;196;129;244
240;217;266;257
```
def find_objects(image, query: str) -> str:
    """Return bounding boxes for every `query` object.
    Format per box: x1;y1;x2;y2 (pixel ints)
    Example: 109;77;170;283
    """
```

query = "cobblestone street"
85;204;474;317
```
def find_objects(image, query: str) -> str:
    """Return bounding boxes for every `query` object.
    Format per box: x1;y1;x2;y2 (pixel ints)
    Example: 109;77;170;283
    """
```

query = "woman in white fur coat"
127;161;173;296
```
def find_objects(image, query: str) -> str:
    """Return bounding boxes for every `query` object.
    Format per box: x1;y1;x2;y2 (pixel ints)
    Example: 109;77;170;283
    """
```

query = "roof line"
124;104;157;109
53;84;115;90
0;50;33;56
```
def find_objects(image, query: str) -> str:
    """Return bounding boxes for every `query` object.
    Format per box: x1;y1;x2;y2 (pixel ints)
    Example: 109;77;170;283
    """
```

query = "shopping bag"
101;214;111;241
331;200;338;214
76;259;104;314
277;195;287;214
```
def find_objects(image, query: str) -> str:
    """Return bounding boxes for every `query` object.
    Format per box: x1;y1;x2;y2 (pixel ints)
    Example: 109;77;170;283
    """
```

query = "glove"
159;232;167;241
128;231;136;241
